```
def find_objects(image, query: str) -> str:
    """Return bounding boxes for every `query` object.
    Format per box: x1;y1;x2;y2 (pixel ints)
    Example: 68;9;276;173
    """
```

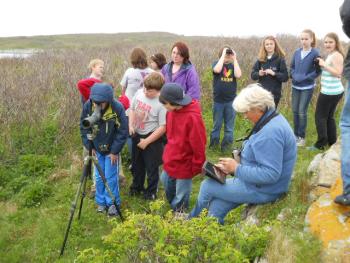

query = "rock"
307;153;323;175
254;257;269;263
276;208;292;222
317;157;341;188
308;186;330;202
241;204;260;225
305;177;350;249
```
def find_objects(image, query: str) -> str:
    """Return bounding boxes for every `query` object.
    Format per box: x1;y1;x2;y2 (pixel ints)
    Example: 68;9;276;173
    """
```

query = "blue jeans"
210;101;236;146
340;81;350;194
95;152;120;206
160;171;192;211
292;88;314;138
189;178;280;224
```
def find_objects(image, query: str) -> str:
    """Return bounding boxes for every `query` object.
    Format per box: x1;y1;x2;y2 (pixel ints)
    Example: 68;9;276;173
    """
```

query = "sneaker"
143;193;157;200
296;137;305;147
174;211;189;220
334;193;350;206
306;145;319;151
97;205;106;213
108;204;118;216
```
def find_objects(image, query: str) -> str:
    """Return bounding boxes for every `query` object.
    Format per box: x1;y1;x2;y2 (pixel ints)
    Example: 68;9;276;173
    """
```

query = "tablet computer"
202;161;227;184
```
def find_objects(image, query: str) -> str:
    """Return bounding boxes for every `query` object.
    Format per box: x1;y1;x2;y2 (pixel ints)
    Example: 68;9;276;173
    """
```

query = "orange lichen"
306;177;350;247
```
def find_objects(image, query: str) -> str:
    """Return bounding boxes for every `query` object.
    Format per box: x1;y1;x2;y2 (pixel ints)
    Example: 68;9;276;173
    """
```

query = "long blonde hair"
258;36;286;62
324;32;345;58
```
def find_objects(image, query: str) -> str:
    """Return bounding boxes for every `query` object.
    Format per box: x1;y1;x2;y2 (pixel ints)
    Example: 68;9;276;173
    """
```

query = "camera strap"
237;110;279;142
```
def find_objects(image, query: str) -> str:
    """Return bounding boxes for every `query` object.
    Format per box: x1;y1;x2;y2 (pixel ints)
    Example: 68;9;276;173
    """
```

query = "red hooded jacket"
77;78;102;103
163;100;206;179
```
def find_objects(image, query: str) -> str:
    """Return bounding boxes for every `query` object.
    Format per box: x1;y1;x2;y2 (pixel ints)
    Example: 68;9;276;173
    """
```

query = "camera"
82;104;102;129
232;148;241;163
313;56;322;65
226;48;234;55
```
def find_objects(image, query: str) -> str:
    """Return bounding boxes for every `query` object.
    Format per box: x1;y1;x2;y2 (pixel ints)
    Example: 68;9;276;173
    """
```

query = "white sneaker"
174;211;189;220
296;137;305;147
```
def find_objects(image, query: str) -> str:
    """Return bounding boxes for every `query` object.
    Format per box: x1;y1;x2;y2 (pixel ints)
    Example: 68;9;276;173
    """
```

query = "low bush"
76;200;270;263
18;179;51;208
18;154;54;177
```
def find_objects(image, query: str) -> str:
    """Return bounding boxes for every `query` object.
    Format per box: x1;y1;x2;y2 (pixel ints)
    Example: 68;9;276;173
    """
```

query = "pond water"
0;49;37;59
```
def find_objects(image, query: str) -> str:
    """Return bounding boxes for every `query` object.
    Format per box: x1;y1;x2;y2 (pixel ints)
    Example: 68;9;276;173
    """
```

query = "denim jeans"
210;101;236;146
292;88;314;138
160;170;192;211
340;81;350;194
189;178;280;224
95;152;120;206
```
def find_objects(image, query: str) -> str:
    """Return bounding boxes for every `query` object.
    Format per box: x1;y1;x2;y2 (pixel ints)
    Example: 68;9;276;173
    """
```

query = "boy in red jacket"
159;83;206;212
77;59;104;104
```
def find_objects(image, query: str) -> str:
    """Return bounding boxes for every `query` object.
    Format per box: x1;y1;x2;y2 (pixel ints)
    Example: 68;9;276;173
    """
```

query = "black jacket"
251;54;289;97
341;0;350;79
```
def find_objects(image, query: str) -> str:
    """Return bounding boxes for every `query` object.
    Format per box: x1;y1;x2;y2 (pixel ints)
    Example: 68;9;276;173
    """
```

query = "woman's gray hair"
233;84;275;113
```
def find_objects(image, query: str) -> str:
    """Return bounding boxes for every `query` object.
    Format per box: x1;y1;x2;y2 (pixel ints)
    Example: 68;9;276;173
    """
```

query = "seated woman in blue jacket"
189;84;297;224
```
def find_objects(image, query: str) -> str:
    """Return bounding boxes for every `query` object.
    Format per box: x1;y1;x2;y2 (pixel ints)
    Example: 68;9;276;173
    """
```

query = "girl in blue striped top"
309;32;345;150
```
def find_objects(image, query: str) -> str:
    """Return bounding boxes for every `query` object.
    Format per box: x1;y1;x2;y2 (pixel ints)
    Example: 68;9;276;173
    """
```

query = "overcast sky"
0;0;347;41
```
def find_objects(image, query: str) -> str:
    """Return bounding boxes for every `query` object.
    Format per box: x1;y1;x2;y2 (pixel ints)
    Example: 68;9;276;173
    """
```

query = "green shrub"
76;201;269;263
10;121;62;156
18;154;54;177
7;175;30;194
18;179;51;207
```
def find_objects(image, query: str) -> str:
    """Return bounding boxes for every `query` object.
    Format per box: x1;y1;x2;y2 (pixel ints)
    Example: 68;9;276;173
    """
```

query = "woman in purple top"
161;42;201;100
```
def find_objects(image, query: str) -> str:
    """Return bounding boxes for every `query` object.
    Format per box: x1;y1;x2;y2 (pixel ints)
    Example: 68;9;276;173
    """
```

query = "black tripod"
60;128;123;256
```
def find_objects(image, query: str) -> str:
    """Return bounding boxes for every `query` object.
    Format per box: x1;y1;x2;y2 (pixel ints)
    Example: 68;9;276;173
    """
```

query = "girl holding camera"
251;36;289;108
209;46;242;152
308;33;345;150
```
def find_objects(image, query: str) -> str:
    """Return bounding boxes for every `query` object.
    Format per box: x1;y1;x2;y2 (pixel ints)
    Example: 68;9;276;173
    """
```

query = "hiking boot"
96;205;106;213
334;193;350;206
108;205;118;216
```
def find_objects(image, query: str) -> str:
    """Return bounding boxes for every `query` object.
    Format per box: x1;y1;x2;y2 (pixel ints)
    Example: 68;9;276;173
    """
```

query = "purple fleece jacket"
161;61;201;100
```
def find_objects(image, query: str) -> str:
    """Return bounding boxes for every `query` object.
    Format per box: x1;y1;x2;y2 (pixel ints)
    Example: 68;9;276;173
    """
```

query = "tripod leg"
78;162;90;220
60;164;89;256
93;159;124;221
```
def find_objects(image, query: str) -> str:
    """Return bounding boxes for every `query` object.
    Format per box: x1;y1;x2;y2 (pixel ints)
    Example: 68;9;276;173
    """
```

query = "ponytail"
303;29;317;48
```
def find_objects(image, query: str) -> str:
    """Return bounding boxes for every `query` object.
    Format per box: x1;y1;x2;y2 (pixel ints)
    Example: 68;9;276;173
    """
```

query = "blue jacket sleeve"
110;101;128;155
235;137;284;185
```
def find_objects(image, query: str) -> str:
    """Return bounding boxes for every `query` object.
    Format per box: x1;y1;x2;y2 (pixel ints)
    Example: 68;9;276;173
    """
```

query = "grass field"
0;32;345;262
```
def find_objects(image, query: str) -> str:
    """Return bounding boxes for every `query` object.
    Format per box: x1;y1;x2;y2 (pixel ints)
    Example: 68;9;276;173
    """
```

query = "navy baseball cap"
160;83;192;106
